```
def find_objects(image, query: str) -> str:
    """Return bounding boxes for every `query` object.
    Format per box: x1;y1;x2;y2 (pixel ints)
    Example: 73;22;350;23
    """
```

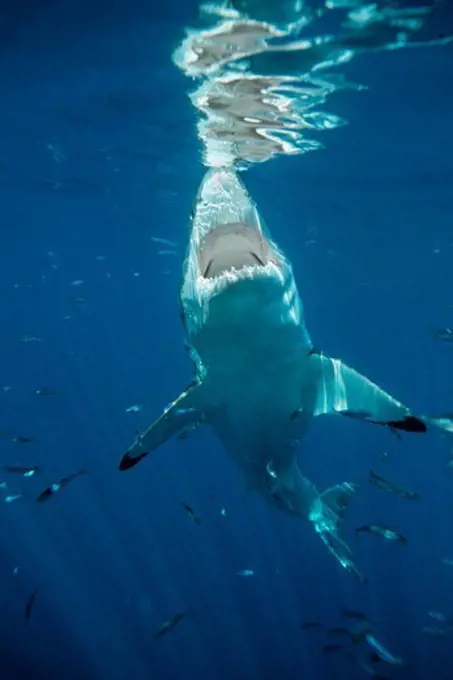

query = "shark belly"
211;366;309;486
201;300;316;515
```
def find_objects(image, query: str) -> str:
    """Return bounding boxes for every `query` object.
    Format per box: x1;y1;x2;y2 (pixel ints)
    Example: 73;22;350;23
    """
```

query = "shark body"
120;168;430;581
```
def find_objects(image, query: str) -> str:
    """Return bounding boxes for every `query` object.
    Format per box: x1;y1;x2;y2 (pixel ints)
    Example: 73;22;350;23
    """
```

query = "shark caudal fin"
306;351;426;433
264;463;363;581
309;482;366;583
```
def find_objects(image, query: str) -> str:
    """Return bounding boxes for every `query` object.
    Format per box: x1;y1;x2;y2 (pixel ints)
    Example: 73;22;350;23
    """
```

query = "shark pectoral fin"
308;352;426;432
309;482;366;583
119;382;206;471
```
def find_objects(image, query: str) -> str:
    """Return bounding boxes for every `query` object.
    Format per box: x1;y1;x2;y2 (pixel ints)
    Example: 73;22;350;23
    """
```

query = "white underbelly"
209;365;310;476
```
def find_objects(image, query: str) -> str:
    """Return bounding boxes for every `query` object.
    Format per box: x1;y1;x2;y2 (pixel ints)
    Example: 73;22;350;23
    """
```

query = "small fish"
5;494;22;503
301;621;324;630
357;659;377;676
441;557;453;566
177;421;202;440
368;470;419;500
151;236;178;248
358;658;391;678
0;482;7;489
428;611;447;623
423;625;448;636
20;335;42;344
125;403;143;413
71;279;84;287
435;328;453;342
12;436;34;444
364;633;403;665
328;627;352;638
237;569;254;577
356;525;407;544
153;610;189;639
35;388;59;396
341;608;369;622
158;249;177;256
181;502;201;525
322;644;343;653
220;506;227;517
25;587;40;620
0;465;40;477
37;470;86;502
174;408;198;417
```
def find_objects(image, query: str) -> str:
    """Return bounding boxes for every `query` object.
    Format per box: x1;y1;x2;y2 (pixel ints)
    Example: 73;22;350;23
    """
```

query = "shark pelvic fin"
309;482;366;583
308;351;426;433
119;381;206;471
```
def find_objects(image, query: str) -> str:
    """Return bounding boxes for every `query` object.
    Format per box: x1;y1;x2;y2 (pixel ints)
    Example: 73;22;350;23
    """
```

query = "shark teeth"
196;260;283;300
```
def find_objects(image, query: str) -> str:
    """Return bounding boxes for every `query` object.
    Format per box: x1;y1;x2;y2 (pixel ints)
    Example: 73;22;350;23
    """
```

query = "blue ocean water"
1;1;453;679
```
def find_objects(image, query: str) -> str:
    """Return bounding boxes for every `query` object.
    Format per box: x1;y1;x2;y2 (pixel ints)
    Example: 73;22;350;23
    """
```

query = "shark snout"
198;222;269;279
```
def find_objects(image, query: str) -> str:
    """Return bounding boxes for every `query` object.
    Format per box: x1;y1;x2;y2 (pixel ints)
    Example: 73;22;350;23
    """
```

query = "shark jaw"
198;222;270;279
195;236;286;305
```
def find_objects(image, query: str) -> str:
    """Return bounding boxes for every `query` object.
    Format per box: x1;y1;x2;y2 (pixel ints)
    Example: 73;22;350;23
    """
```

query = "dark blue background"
1;1;453;678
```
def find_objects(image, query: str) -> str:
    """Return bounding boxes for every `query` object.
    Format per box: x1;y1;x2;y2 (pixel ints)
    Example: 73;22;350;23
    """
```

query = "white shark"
120;168;435;582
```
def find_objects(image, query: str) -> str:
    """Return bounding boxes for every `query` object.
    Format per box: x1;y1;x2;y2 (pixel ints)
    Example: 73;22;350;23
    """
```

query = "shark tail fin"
309;482;366;583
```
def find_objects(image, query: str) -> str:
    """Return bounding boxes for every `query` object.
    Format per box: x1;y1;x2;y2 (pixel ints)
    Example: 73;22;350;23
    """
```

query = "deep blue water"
1;2;453;679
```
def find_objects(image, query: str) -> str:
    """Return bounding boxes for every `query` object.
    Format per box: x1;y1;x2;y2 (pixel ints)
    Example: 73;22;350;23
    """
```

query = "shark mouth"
197;222;269;279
